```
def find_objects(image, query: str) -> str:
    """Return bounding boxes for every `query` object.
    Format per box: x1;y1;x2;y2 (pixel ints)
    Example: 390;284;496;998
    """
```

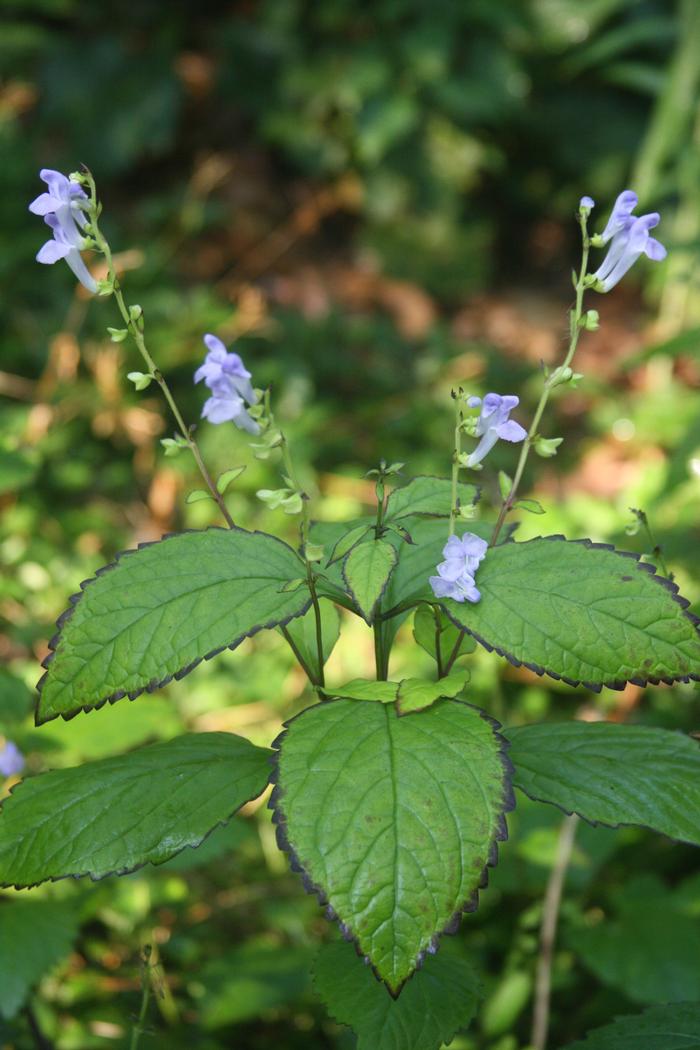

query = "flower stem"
490;219;591;546
449;395;464;537
84;174;235;529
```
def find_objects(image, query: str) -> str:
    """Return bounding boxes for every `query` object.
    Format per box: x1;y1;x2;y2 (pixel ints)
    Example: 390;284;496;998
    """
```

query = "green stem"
449;397;463;537
433;606;444;679
280;623;321;685
85;175;235;529
490;224;590;547
374;622;389;680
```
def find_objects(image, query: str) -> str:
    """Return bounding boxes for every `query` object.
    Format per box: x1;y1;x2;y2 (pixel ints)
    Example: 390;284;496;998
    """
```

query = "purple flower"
195;334;260;435
599;190;638;244
0;740;24;778
465;393;527;468
29;169;97;293
579;196;595;210
593;213;666;293
429;532;488;604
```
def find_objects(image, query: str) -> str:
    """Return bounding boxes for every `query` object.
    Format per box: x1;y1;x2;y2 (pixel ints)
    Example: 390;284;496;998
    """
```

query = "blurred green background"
2;0;700;1047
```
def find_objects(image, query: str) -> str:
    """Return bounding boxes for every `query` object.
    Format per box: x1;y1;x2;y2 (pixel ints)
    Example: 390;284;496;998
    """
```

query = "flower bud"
534;435;563;458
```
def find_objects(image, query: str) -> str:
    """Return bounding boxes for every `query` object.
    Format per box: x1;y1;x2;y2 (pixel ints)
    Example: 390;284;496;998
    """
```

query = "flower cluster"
29;170;97;293
429;532;488;603
584;190;666;292
0;740;24;778
465;394;527;469
194;334;260;434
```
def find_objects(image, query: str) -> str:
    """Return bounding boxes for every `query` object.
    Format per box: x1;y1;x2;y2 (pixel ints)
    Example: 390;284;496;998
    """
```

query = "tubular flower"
587;190;667;292
195;334;260;434
465;394;527;468
29;169;97;293
0;740;25;778
429;532;488;604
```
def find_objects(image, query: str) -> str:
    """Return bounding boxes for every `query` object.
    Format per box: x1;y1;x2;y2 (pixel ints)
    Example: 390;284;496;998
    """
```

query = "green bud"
128;304;145;331
548;366;573;387
533;436;563;458
589;233;605;248
160;434;188;457
127;371;153;391
281;492;303;515
498;471;512;500
580;309;600;331
107;327;128;343
304;542;325;562
96;278;114;296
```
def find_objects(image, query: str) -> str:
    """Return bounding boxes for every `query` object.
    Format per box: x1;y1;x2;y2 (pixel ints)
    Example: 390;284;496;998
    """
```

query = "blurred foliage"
1;0;700;1047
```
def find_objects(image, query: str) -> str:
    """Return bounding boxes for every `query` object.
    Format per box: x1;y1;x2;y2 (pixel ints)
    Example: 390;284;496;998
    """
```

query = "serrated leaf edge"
439;535;700;693
0;735;273;890
35;526;311;725
268;698;515;997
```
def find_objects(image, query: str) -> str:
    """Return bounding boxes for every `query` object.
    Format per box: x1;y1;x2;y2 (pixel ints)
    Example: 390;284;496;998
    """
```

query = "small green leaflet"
440;537;700;689
37;527;310;723
281;598;340;680
507;721;700;845
328;523;373;565
326;672;468;714
413;604;476;664
385;476;479;520
562;1002;700;1049
313;940;481;1050
0;900;80;1019
343;538;398;623
0;732;271;887
216;465;246;494
272;698;512;994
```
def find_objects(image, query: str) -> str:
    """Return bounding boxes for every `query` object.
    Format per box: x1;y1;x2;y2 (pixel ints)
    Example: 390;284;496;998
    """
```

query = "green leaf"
0;732;270;887
343;538;398;623
507;721;700;846
439;537;700;690
328;523;373;565
413;605;476;665
126;370;152;391
313;939;481;1050
0;670;33;728
281;598;340;680
0;900;80;1019
272;698;512;994
561;1003;700;1050
385;476;479;520
325;673;467;713
185;488;212;504
37;527;310;723
514;498;545;514
216;466;246;495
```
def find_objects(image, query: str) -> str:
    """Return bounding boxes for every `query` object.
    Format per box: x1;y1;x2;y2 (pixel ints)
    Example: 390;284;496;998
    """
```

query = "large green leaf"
271;698;512;994
0;732;270;887
440;537;700;690
0;899;80;1019
37;527;310;723
562;1003;700;1050
385;476;479;520
507;721;700;845
313;939;481;1050
343;538;398;623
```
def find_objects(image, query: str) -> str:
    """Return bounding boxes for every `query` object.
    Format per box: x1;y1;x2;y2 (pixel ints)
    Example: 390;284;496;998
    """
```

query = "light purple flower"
0;740;24;778
29;169;97;293
195;334;260;435
599;190;638;244
465;393;527;468
429;532;488;604
579;196;595;210
585;189;667;293
593;213;666;292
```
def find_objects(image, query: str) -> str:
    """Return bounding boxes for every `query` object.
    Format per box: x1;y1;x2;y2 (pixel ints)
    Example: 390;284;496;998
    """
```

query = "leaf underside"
37;527;310;723
441;536;700;690
271;698;513;995
313;939;481;1050
507;721;700;846
0;732;271;887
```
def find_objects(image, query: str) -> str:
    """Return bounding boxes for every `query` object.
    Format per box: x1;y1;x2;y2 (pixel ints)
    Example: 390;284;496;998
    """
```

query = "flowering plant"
1;172;698;1048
